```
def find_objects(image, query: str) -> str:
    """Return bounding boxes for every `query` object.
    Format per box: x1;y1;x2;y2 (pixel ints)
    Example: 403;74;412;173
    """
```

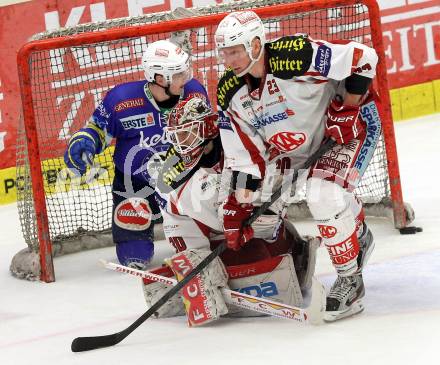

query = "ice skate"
324;273;365;322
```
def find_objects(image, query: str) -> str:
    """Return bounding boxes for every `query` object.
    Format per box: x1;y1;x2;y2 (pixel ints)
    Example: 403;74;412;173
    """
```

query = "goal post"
12;0;412;282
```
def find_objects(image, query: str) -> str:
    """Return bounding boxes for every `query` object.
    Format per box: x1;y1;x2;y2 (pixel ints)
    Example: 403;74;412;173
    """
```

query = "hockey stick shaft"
102;260;315;322
71;139;333;352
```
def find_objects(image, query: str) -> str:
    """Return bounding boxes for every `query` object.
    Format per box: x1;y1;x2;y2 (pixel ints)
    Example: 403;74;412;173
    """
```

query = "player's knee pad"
166;248;229;327
226;254;303;317
116;239;154;270
306;177;347;219
306;178;362;276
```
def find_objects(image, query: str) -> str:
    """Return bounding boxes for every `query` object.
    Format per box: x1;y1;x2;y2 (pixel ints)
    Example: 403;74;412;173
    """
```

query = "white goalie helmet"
142;40;192;85
214;11;266;76
165;95;218;169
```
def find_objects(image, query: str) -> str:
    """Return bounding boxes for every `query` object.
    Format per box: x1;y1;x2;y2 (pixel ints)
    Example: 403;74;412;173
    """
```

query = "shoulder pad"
266;35;313;79
217;69;245;110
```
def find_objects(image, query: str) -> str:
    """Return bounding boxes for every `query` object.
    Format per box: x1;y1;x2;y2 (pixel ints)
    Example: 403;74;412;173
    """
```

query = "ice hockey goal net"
12;0;413;282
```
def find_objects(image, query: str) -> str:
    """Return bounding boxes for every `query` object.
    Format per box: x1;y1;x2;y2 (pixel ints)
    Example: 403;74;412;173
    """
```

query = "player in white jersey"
214;11;380;321
142;94;320;326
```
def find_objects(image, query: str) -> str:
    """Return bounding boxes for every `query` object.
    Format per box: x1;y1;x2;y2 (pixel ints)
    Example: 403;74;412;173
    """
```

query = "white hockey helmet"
165;95;218;169
142;40;191;85
214;11;266;76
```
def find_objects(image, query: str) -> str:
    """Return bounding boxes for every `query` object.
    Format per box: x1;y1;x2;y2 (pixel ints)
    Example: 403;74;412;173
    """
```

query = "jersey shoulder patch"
266;35;313;79
217;68;246;110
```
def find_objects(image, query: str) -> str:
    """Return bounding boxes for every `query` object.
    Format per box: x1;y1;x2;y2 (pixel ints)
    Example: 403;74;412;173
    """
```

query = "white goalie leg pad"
142;281;185;318
165;248;229;326
142;266;185;318
226;254;303;317
284;220;320;291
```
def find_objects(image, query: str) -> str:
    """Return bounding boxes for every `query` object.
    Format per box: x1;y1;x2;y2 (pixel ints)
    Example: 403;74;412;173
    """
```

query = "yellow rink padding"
433;80;440;114
390;88;402;121
40;151;115;195
397;82;436;121
0;147;115;205
0;166;17;205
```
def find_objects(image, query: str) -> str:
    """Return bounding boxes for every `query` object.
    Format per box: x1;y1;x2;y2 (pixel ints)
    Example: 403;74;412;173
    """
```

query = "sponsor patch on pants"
114;198;152;231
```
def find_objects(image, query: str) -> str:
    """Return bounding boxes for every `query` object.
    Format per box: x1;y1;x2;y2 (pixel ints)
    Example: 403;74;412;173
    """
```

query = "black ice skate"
324;223;374;322
324;273;365;321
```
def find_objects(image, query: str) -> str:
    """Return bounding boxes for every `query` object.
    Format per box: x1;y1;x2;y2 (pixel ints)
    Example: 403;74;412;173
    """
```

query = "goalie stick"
71;138;335;352
101;260;325;323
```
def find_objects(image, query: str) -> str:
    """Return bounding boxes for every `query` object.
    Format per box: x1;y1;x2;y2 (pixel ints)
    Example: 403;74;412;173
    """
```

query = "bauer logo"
314;45;332;76
114;198;152;231
120;113;155;130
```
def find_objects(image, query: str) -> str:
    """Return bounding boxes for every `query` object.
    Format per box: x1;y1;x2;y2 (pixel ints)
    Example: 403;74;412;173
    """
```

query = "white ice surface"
1;113;439;365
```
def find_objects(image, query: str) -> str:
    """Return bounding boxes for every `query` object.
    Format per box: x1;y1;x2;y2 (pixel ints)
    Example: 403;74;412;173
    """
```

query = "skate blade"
323;300;364;322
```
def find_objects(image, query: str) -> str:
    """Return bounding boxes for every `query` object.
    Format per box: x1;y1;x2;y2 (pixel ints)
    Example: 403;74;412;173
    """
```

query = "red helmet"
166;95;218;168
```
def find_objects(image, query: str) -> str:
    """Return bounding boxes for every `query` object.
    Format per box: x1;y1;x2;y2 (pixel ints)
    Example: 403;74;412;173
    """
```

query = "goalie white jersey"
155;139;286;248
217;35;378;179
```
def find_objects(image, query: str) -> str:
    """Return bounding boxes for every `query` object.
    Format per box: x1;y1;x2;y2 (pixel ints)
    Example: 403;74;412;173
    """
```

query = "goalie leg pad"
142;266;185;318
165;249;229;326
226;254;303;317
284;220;320;291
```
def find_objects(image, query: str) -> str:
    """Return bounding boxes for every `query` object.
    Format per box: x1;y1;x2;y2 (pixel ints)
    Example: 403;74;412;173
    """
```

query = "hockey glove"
64;128;100;176
325;98;364;144
222;193;254;251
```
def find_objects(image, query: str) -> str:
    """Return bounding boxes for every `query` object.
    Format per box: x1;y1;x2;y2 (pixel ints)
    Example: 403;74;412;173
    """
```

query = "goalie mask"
142;40;192;86
166;96;218;169
215;11;266;77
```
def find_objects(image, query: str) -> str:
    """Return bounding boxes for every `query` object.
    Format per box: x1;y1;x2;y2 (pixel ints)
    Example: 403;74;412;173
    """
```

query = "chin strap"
236;44;265;77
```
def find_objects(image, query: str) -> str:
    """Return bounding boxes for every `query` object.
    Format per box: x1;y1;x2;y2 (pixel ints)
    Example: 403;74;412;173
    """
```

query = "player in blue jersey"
64;39;209;269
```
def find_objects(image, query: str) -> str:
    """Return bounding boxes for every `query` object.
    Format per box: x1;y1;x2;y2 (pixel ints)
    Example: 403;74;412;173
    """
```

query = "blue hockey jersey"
91;78;208;186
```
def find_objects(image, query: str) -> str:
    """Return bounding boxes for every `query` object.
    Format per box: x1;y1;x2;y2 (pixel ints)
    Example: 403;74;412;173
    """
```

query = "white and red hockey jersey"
217;34;378;179
154;138;286;249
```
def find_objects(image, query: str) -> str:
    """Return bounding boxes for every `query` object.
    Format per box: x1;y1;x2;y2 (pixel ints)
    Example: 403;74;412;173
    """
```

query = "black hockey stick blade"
71;243;226;352
72;333;123;352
